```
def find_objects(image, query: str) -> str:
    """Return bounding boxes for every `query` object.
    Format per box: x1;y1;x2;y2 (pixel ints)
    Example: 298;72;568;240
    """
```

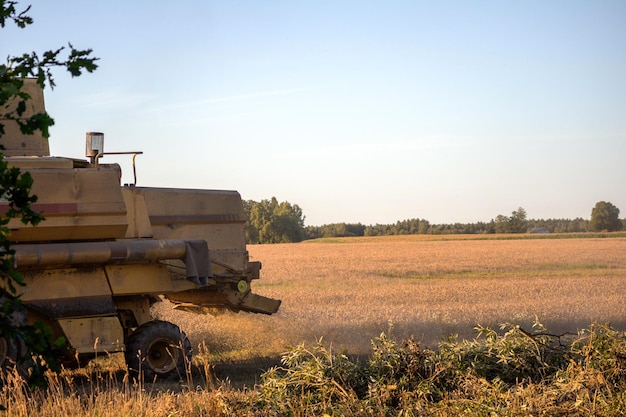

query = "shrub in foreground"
250;322;626;416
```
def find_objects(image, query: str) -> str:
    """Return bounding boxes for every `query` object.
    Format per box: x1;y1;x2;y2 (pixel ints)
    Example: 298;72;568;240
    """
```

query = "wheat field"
4;234;626;416
157;235;626;366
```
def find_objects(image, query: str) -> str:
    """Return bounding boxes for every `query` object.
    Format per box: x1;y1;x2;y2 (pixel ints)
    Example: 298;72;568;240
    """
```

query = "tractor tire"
0;294;28;381
125;320;192;381
0;335;21;373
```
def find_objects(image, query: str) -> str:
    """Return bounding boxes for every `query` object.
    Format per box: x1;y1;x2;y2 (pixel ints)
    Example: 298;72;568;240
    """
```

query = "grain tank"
0;80;281;380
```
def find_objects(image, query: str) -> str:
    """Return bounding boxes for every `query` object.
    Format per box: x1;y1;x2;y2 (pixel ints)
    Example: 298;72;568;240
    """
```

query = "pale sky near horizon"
3;1;625;226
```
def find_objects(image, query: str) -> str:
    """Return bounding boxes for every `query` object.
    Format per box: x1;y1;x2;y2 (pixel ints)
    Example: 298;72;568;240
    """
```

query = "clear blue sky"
4;1;625;226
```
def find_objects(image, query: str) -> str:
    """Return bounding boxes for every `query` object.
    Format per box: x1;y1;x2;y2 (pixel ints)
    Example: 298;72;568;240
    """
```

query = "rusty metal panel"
58;317;124;354
105;263;174;295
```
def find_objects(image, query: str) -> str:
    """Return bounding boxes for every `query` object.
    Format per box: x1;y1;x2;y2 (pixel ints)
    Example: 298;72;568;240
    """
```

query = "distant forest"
243;198;625;244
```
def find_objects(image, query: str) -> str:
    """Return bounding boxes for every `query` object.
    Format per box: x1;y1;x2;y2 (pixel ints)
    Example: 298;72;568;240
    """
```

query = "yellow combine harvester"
0;80;280;380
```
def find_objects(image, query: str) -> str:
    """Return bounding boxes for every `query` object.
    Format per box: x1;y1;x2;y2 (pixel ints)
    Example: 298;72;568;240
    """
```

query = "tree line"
244;200;625;244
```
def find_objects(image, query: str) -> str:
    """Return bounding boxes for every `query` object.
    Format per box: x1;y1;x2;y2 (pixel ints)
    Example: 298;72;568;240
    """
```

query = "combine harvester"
0;80;281;380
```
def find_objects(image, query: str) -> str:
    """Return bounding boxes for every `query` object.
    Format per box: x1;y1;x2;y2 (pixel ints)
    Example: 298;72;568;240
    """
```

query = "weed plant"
250;321;626;416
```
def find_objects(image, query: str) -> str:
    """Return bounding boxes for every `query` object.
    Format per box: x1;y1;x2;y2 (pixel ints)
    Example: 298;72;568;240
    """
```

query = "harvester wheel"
125;320;192;381
0;295;28;381
0;336;19;372
0;335;31;387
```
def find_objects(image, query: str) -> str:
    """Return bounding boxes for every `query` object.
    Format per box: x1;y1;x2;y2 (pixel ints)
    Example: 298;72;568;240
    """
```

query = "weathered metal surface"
1;80;281;369
105;263;172;295
131;187;248;269
0;78;50;156
114;296;152;327
15;267;115;318
165;287;281;315
27;296;116;319
14;239;203;268
17;267;111;302
57;317;124;354
2;164;128;241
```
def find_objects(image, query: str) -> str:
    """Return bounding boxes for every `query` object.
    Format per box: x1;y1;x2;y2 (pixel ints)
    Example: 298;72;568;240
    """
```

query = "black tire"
125;320;192;381
0;294;28;382
0;336;20;372
0;334;31;387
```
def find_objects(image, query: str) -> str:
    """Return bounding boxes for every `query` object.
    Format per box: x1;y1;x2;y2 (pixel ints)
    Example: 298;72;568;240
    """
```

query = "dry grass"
3;234;625;415
158;235;626;363
0;362;231;416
